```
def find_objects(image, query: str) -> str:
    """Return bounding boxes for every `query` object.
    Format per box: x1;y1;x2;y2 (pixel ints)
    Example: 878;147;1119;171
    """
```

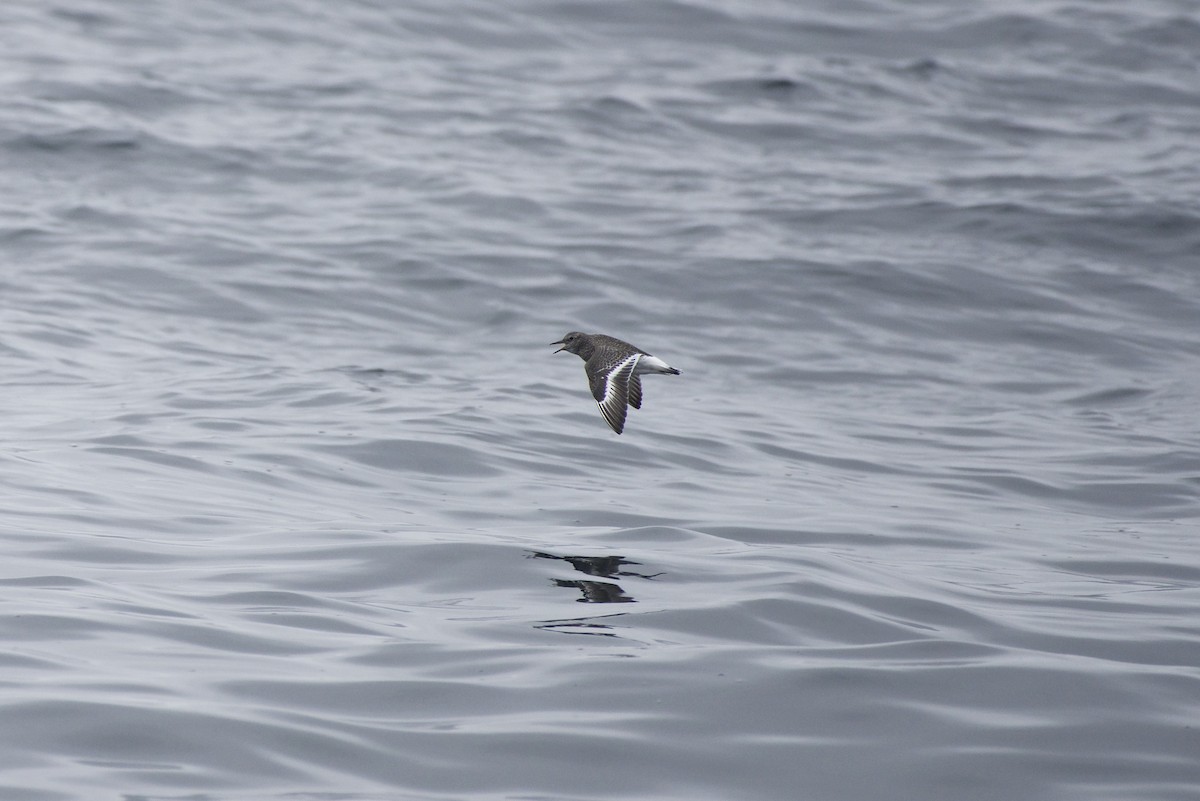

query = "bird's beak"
551;340;566;353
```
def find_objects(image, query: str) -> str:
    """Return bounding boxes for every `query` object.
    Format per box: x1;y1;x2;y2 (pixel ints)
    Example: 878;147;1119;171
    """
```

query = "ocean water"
2;1;1199;799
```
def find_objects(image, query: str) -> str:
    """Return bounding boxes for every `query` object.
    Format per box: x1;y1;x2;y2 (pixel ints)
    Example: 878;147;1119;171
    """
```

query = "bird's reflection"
553;578;633;603
529;551;663;604
536;615;627;637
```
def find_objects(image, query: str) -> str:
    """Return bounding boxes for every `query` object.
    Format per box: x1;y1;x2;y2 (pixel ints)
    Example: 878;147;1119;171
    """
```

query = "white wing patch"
597;353;640;434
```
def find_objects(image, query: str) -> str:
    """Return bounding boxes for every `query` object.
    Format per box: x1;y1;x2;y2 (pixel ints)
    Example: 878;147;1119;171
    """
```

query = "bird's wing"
628;374;642;409
588;353;640;434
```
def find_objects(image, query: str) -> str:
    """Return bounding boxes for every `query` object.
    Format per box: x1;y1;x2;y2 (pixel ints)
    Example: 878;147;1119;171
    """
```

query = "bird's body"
552;332;681;434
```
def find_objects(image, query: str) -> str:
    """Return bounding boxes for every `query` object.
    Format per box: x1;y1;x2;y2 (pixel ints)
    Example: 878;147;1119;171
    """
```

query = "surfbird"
552;332;681;434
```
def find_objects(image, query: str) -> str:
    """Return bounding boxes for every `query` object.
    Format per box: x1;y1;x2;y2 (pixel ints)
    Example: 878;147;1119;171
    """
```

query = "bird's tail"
639;355;680;375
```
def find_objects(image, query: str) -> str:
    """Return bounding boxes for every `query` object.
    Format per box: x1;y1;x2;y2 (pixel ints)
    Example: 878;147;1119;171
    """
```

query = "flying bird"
552;332;681;434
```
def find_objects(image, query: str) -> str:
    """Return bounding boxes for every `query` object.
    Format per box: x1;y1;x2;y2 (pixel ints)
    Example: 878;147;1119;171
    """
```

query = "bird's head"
551;331;591;358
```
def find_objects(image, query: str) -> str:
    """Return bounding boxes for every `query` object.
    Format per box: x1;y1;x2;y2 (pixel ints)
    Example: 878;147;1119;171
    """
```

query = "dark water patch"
538;0;739;37
0;575;92;589
1127;14;1200;52
0;614;108;642
237;613;383;636
207;590;351;610
26;540;184;566
140;619;328;656
50;7;116;27
190;419;252;432
0;700;317;782
86;446;216;474
701;76;824;103
896;57;943;80
1064;386;1156;407
221;677;520;717
1041;558;1200;586
21;78;200;115
935;12;1102;51
753;441;905;475
4;127;141;154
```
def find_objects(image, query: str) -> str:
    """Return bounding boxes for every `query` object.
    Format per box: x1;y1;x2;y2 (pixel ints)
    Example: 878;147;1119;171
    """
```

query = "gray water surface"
2;1;1199;800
